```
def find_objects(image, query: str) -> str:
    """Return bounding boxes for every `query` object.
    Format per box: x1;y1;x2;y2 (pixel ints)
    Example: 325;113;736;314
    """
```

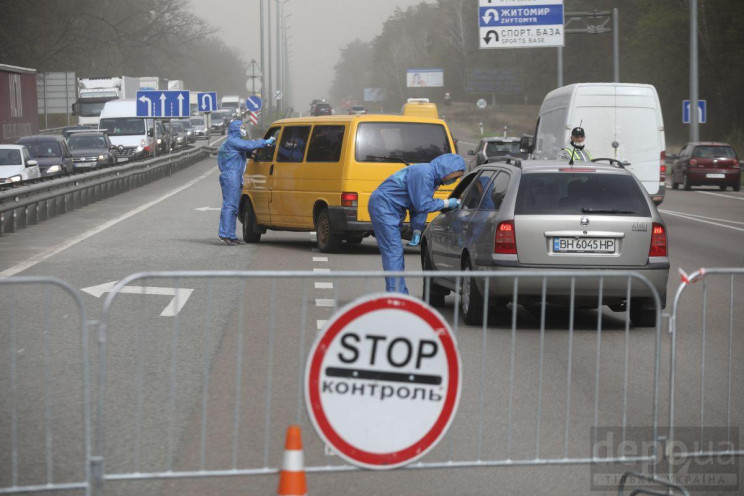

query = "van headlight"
98;154;106;161
4;174;22;183
137;139;145;152
46;165;61;173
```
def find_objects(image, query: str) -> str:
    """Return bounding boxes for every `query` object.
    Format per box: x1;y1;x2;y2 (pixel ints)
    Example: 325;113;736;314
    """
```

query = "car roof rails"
482;156;522;168
590;158;630;169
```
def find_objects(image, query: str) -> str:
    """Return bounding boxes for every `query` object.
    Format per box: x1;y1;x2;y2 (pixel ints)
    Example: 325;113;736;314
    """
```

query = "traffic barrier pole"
277;425;307;496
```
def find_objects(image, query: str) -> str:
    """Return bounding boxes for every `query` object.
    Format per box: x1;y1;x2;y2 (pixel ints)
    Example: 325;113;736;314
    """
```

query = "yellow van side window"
306;125;345;162
277;125;311;163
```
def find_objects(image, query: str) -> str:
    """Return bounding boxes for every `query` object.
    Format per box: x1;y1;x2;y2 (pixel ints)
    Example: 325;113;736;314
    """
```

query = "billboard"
406;68;444;88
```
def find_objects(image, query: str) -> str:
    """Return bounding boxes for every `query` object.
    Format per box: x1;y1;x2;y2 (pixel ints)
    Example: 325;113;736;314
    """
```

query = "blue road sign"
197;92;218;112
136;90;190;118
245;95;263;112
683;99;707;124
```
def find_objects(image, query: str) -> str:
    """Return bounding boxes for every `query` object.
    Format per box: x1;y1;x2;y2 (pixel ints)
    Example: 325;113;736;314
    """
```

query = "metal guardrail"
0;146;209;235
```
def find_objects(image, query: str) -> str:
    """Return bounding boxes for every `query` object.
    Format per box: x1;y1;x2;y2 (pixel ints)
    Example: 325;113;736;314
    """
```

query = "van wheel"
241;200;261;243
316;208;342;253
460;261;484;326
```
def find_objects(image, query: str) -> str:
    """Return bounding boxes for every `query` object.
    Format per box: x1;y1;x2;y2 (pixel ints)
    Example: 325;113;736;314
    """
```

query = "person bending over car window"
368;153;465;294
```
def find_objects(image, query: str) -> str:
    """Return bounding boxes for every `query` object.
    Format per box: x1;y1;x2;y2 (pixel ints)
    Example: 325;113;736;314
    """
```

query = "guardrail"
0;146;210;235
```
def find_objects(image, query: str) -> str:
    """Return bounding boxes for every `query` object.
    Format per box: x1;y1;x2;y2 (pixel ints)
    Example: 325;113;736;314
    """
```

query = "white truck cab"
98;99;164;161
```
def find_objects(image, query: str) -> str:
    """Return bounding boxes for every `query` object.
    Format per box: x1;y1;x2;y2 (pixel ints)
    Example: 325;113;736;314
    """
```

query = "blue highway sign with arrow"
245;95;263;112
682;99;707;124
136;90;190;118
197;92;218;113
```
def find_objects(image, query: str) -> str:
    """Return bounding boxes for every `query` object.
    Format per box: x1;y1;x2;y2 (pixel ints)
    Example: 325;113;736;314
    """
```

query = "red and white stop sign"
304;293;462;470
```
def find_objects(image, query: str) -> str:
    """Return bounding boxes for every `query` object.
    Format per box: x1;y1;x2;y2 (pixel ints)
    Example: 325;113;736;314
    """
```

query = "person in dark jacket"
217;120;275;244
368;153;465;293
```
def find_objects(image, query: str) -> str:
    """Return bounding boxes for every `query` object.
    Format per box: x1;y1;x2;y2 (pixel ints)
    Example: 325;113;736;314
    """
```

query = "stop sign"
305;293;462;470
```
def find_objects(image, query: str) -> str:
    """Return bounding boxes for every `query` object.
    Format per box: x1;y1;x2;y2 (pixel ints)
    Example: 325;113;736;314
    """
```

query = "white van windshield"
100;118;146;136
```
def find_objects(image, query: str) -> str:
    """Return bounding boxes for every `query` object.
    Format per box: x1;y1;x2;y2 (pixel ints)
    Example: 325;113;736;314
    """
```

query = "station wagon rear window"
515;173;651;216
355;122;451;164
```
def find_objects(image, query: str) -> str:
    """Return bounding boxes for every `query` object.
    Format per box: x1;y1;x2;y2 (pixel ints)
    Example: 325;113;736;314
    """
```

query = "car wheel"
734;183;741;192
241;199;261;243
683;173;692;190
315;208;342;253
719;185;727;191
671;175;678;190
460;260;484;326
421;243;447;308
629;298;657;328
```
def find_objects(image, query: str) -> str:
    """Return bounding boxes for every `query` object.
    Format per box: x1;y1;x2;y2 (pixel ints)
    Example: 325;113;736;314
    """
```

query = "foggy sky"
190;0;432;111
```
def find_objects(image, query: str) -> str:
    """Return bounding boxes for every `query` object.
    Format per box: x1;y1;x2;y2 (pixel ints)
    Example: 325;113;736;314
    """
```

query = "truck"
72;76;139;126
139;76;168;91
220;95;242;116
167;80;185;91
0;63;39;143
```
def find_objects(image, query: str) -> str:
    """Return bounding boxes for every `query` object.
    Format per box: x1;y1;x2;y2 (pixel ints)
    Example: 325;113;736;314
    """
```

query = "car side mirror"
519;136;534;154
27;159;38;168
147;129;154;137
467;150;475;156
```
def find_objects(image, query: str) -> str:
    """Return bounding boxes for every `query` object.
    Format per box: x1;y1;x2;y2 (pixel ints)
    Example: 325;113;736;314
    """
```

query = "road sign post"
305;294;462;470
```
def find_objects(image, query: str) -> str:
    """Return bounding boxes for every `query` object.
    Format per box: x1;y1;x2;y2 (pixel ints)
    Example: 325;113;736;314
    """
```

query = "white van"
98;99;165;161
525;83;666;204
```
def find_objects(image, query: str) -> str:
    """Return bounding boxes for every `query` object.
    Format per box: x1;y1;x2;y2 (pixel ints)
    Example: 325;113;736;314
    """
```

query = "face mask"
240;128;247;137
571;141;585;150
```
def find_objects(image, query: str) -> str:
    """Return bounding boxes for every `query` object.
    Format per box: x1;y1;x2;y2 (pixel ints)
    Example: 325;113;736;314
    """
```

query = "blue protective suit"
368;153;466;293
217;120;273;239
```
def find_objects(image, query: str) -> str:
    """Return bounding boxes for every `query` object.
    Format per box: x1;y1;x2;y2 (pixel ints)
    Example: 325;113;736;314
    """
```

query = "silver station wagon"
420;158;670;327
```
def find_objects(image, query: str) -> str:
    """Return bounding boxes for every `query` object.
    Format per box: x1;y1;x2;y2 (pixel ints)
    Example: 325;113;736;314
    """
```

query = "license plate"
706;173;725;178
553;237;616;253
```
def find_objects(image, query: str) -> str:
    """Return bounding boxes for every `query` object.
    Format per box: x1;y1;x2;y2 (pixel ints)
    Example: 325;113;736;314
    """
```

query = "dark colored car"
66;131;117;169
670;142;741;191
420;159;669;328
61;125;96;138
15;135;74;176
467;137;528;172
177;119;196;143
312;103;333;116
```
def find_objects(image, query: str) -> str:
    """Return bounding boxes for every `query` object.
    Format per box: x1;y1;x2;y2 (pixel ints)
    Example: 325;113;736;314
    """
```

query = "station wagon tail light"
649;223;667;257
341;192;358;207
494;220;517;254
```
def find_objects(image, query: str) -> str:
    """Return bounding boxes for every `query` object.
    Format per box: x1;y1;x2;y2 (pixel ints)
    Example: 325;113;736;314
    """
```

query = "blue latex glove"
442;198;460;211
265;136;276;146
407;230;421;247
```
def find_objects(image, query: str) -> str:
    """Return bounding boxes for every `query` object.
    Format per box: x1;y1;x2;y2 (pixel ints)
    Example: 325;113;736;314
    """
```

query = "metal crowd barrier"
0;146;209;236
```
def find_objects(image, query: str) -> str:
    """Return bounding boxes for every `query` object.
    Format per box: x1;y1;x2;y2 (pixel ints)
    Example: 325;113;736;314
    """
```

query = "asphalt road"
1;146;742;496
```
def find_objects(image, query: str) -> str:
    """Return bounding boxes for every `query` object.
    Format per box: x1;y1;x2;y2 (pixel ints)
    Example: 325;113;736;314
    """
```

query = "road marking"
315;299;335;307
313;268;330;273
313;256;328;262
315;282;333;289
81;281;194;317
696;191;744;201
195;206;221;211
659;209;744;232
1;168;217;278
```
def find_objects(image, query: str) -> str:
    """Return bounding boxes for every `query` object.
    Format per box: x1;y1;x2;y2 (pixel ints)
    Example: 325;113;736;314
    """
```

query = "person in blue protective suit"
217;120;276;245
368;153;465;293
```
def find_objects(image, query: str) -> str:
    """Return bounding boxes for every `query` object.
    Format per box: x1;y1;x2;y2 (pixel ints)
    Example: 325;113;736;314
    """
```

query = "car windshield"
486;141;521;155
0;148;22;165
77;101;108;117
692;146;736;158
515;172;651;216
191;118;204;125
171;123;183;132
100;118;146;136
25;143;61;158
68;136;107;149
355;122;451;163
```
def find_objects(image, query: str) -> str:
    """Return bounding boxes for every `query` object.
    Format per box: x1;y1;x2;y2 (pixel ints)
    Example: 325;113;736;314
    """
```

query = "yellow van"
239;114;458;252
402;100;439;119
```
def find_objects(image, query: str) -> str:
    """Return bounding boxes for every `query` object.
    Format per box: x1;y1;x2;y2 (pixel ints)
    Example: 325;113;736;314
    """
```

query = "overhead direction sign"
683;99;707;124
245;95;262;112
136;90;190;118
305;294;462;470
198;92;218;113
479;0;565;49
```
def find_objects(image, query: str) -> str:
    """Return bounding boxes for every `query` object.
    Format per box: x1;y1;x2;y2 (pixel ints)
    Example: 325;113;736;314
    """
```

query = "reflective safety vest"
561;146;593;162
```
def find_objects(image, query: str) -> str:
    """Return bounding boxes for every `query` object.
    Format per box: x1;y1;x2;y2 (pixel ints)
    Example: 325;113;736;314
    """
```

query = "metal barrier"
8;268;741;495
665;267;744;489
0;277;91;495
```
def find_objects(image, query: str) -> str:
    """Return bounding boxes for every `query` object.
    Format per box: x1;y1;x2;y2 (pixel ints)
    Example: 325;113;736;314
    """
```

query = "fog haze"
190;0;432;111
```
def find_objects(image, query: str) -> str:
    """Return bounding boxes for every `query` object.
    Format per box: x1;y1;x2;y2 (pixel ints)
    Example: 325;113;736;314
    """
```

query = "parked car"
670;142;741;191
0;144;41;184
15;135;74;176
66;131;117;169
419;158;670;327
348;105;367;115
312;103;333;116
467;136;528;171
189;116;209;140
177;119;196;143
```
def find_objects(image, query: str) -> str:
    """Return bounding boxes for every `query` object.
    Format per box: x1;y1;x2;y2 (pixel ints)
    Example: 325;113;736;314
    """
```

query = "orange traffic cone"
277;425;307;496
